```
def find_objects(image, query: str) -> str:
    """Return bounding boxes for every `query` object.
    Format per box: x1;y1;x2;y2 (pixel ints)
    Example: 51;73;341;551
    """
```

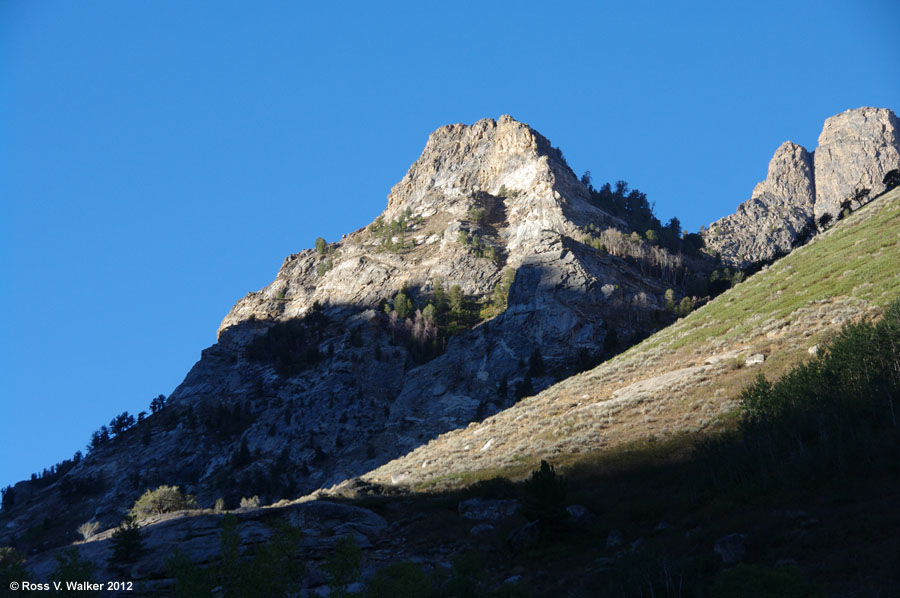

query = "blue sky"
1;0;898;489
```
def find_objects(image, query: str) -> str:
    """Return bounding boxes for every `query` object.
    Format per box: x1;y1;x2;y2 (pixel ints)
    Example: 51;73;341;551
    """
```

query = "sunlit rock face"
704;107;899;267
813;107;900;223
703;141;815;268
0;116;678;552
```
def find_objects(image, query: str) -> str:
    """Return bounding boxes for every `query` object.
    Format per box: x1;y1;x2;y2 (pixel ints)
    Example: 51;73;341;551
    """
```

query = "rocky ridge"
3;110;899;596
703;107;899;267
0;115;686;554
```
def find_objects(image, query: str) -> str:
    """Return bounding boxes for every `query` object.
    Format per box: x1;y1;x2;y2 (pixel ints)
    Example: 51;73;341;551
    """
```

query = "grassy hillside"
349;185;900;596
365;184;900;488
645;187;899;353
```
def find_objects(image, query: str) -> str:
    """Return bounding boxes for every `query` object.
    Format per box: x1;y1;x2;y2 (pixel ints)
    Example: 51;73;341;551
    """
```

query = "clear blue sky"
1;1;898;489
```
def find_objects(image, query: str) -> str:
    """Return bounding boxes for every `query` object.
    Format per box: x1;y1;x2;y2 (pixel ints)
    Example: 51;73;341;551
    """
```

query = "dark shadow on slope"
6;300;898;596
0;248;699;557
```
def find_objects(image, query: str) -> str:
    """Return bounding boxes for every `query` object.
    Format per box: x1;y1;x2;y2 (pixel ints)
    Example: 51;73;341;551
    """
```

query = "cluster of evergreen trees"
383;272;517;365
581;176;703;257
698;298;900;493
368;208;421;253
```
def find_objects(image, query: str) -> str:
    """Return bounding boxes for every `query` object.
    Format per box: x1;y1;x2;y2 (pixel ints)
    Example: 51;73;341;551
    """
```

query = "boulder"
458;498;520;522
745;353;766;367
469;523;495;537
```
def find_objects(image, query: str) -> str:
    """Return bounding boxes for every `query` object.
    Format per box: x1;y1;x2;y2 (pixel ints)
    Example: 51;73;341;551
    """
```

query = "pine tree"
109;516;145;566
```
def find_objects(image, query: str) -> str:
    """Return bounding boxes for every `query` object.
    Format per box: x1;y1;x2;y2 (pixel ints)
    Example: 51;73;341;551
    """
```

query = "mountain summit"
220;115;617;331
703;107;900;267
2;116;690;550
3;110;898;595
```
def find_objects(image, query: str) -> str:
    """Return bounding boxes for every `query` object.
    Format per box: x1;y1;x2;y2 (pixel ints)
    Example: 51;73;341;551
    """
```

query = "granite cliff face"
703;141;815;267
813;107;900;223
703;107;899;267
0;116;682;552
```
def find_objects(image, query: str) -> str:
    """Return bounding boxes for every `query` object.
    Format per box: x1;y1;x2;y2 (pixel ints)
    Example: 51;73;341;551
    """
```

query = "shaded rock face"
704;107;899;267
704;141;815;268
23;499;389;595
0;115;676;553
813;107;900;223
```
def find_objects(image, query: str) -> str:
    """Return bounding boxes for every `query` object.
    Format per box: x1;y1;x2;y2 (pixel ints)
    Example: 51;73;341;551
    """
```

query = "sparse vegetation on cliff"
130;485;198;519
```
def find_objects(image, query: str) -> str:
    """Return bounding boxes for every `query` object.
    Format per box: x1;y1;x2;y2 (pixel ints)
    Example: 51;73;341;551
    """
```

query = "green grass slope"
364;185;900;489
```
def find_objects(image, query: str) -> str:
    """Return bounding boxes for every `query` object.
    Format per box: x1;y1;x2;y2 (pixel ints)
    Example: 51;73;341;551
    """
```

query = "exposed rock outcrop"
704;107;899;267
0;116;682;555
813;107;900;223
703;141;815;268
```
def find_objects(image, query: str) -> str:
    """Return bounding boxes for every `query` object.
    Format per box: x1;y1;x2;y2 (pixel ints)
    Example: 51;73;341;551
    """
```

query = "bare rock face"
705;107;899;267
703;141;815;268
218;116;615;335
0;116;676;555
814;107;900;223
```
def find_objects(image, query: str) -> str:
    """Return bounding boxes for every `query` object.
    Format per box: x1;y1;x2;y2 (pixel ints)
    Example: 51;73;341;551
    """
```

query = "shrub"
698;298;900;494
150;394;166;413
317;258;333;276
602;547;707;597
521;460;568;524
468;207;486;224
240;495;260;509
109;411;135;437
130;485;198;519
325;535;362;598
884;168;900;191
315;236;327;254
0;547;32;593
167;515;304;598
77;521;100;541
0;486;13;511
676;296;694;318
393;291;411;319
466;476;517;499
367;562;430;598
449;285;465;318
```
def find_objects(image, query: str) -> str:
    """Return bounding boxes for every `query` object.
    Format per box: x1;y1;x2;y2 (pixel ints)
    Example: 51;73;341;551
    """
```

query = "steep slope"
704;107;899;267
0;116;695;551
364;184;900;489
9;151;897;598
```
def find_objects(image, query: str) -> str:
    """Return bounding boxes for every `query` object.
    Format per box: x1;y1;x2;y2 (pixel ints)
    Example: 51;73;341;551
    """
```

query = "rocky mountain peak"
704;107;898;267
218;116;614;334
386;115;557;215
750;141;815;204
813;107;900;222
703;140;816;268
383;115;607;253
0;115;722;563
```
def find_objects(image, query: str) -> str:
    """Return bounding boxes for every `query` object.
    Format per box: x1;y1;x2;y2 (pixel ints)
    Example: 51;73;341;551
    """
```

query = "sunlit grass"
637;186;900;354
